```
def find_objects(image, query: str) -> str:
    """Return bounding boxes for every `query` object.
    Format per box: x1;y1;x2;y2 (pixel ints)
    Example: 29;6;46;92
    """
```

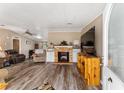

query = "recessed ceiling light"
67;23;72;25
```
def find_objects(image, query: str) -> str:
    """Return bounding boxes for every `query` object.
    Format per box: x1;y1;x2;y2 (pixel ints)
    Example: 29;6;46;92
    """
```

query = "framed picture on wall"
26;40;31;45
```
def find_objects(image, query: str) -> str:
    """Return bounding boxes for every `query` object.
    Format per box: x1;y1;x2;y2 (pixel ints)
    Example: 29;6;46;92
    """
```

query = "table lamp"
0;46;5;58
0;46;2;51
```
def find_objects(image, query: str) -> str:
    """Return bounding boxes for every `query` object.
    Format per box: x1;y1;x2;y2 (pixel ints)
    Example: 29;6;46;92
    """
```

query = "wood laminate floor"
6;62;88;90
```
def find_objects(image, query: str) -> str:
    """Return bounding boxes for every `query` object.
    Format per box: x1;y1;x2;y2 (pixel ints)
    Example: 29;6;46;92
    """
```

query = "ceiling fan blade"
25;31;33;36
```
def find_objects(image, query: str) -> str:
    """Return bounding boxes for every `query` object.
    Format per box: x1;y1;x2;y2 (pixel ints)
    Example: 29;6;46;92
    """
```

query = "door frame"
102;3;113;89
12;36;21;54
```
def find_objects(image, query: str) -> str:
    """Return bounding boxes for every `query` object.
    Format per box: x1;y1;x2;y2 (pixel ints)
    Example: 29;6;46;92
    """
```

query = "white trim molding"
102;3;113;90
103;3;113;66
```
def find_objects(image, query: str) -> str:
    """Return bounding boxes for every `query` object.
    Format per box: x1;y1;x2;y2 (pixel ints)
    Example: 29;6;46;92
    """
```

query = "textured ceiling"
0;3;106;41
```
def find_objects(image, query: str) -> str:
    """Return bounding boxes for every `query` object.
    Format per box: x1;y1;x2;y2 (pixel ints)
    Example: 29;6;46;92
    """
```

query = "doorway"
13;39;20;53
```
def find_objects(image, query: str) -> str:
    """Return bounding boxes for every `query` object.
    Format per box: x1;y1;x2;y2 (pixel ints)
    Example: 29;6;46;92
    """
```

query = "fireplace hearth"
58;52;69;62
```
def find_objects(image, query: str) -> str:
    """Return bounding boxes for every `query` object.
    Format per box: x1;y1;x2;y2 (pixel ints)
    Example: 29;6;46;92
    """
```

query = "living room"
0;3;105;90
2;2;121;91
1;1;124;93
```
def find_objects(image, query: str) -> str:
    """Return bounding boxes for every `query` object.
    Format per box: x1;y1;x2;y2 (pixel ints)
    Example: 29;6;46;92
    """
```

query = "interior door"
13;39;20;53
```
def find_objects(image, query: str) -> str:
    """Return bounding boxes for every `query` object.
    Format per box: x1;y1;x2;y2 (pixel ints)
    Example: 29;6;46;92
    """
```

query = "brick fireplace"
54;46;73;62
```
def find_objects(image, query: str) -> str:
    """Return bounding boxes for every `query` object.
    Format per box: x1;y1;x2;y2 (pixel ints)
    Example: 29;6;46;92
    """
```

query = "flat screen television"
81;26;95;53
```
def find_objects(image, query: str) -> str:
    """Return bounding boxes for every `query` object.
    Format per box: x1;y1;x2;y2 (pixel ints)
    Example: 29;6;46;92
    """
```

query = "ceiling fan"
25;29;36;36
24;29;42;39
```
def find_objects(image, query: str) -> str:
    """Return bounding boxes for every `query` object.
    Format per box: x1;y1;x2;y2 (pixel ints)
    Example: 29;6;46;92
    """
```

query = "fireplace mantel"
54;46;73;48
54;46;73;62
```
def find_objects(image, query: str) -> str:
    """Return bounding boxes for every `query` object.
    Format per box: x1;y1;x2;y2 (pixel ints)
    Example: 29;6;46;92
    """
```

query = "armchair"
32;49;46;63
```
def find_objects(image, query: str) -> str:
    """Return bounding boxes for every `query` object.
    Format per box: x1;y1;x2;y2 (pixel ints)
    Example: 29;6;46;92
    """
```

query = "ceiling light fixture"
35;35;42;39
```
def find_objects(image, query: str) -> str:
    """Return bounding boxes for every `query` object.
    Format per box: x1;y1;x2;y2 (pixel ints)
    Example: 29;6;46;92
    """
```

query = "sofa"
5;49;25;64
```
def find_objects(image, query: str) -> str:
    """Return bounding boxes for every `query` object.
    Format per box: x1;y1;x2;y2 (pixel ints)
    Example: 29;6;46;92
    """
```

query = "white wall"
0;28;35;58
